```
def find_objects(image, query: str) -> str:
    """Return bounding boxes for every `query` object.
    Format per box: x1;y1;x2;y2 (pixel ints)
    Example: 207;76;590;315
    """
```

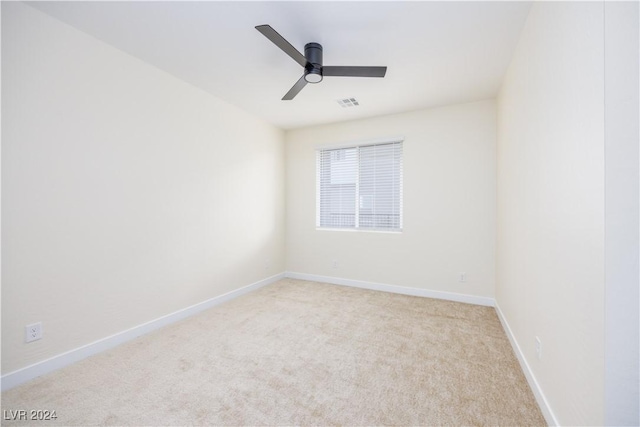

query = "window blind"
317;140;403;231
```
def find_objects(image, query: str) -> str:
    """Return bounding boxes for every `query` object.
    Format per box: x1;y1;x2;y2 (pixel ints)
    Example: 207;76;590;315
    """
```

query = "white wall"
286;100;496;299
1;2;285;375
603;2;639;425
497;2;606;425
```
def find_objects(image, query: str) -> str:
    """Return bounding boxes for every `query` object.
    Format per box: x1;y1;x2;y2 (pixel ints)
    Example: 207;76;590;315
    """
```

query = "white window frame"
315;137;404;233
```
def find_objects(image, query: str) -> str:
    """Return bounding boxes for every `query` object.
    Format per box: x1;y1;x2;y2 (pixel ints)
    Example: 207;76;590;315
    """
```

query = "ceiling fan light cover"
304;70;323;83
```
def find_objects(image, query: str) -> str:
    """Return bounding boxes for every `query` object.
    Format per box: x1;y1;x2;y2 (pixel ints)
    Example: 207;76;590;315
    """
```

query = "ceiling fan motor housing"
304;42;323;83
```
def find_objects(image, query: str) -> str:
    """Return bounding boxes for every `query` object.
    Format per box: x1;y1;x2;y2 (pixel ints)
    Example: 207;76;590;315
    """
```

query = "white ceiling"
27;1;531;130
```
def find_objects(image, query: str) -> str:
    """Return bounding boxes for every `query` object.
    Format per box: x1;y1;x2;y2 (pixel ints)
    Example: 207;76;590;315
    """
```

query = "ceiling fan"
255;25;387;100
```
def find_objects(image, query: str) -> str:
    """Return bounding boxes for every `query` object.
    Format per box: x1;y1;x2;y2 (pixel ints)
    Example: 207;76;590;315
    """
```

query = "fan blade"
255;25;307;67
282;75;308;100
323;66;387;78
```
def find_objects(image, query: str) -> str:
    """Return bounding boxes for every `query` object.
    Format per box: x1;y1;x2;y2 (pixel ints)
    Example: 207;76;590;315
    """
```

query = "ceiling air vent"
337;98;360;108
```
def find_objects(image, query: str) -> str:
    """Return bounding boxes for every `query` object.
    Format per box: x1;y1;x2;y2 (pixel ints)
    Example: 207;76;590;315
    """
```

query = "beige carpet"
1;279;545;426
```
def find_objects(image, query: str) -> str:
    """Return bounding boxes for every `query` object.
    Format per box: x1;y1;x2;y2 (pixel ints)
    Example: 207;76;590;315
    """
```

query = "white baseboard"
285;271;495;307
495;303;559;426
0;272;285;392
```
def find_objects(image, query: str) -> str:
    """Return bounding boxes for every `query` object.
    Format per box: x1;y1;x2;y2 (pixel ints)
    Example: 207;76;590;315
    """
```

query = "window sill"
315;227;403;234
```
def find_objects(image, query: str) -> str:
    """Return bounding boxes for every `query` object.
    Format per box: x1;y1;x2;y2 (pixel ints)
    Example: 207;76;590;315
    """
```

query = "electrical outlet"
332;260;339;269
25;322;42;343
459;272;466;282
264;259;271;271
535;336;541;360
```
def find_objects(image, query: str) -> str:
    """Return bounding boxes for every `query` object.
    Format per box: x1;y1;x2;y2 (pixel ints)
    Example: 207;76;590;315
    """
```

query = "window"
316;139;403;231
